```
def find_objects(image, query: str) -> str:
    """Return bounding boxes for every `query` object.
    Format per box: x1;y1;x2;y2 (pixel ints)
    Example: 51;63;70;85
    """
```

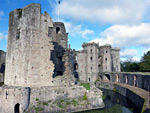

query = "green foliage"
121;59;140;72
139;51;150;72
71;99;78;107
83;92;87;100
35;107;44;112
36;98;39;101
141;99;147;113
94;79;100;85
121;51;150;72
43;102;48;106
113;88;118;93
80;82;90;90
102;95;105;100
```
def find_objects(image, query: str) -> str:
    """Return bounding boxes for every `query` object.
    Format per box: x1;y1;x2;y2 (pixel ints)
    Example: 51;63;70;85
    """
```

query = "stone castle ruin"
0;3;120;113
75;43;120;82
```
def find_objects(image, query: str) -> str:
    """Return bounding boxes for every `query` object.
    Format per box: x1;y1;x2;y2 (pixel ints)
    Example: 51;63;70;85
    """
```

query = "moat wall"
96;81;149;113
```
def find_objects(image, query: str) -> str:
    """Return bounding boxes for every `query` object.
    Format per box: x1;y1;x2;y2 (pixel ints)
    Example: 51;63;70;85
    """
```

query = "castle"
75;43;120;82
0;3;120;113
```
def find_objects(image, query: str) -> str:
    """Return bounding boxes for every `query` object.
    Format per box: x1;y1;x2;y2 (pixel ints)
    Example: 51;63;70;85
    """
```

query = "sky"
0;0;150;62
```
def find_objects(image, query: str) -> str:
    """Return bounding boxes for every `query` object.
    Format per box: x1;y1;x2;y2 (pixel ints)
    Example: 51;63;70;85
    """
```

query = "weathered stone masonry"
75;43;120;82
0;3;104;113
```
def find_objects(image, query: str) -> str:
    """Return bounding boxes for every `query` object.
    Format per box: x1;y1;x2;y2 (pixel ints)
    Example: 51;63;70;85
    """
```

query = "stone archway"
14;103;20;113
104;74;110;81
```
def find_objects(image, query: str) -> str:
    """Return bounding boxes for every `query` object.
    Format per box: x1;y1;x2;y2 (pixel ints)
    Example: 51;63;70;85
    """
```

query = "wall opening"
105;58;107;61
56;27;60;34
125;75;128;84
115;74;119;82
90;57;92;61
89;78;91;82
104;74;110;81
91;67;92;70
74;63;78;70
91;49;92;53
134;76;137;87
106;51;107;53
14;103;20;113
16;29;20;40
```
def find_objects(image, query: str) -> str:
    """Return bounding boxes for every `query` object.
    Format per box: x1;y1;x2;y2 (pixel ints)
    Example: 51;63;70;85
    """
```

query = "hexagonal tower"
82;42;99;82
98;44;112;72
111;48;120;72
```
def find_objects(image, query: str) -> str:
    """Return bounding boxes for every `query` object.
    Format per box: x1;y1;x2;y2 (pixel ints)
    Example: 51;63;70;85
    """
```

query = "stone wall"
101;72;150;92
0;86;30;113
0;50;6;73
0;85;104;113
96;81;145;111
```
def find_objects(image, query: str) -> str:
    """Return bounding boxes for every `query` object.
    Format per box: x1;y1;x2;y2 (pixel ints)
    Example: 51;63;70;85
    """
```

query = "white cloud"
54;0;150;24
82;29;94;39
63;21;94;39
0;33;7;41
120;49;138;58
90;23;150;48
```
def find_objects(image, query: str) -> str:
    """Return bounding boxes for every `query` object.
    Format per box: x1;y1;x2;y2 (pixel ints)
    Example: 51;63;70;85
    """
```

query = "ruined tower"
4;3;73;87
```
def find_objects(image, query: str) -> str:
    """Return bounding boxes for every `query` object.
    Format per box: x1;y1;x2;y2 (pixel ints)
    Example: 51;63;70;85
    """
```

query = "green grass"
83;92;87;100
80;82;90;90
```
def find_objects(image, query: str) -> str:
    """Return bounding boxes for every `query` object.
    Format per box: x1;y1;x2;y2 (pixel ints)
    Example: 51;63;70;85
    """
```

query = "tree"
139;51;150;72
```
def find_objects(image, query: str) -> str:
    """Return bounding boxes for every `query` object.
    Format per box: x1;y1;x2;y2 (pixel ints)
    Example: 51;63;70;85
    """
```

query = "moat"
76;89;140;113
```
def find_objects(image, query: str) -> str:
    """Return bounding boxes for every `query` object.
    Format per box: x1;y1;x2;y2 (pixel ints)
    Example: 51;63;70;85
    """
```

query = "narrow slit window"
16;29;20;40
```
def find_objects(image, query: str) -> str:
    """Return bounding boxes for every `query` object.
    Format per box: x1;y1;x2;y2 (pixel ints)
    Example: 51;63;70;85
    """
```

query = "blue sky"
0;0;150;61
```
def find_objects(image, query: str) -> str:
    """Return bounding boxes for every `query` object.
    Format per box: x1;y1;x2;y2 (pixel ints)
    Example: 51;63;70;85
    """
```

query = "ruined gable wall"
5;4;54;87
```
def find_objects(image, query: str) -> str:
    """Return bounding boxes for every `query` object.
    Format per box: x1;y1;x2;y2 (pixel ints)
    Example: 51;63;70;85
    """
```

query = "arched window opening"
104;74;110;81
14;103;20;113
105;58;107;61
91;67;92;70
90;57;92;61
56;27;60;34
134;76;137;87
106;51;107;53
74;63;78;70
89;78;91;82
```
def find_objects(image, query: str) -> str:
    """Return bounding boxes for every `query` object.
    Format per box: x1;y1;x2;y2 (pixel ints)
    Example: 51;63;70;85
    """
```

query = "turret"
98;44;112;72
111;48;120;72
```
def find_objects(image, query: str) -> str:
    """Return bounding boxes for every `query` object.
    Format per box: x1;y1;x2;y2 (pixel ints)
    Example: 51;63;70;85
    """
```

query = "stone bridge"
97;72;150;113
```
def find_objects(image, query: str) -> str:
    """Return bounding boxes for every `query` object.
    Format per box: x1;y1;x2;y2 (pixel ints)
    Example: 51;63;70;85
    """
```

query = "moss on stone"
83;92;87;100
43;102;48;106
141;99;147;113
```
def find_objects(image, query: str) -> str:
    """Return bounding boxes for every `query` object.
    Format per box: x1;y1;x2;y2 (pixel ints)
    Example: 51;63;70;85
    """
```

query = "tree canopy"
121;51;150;72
